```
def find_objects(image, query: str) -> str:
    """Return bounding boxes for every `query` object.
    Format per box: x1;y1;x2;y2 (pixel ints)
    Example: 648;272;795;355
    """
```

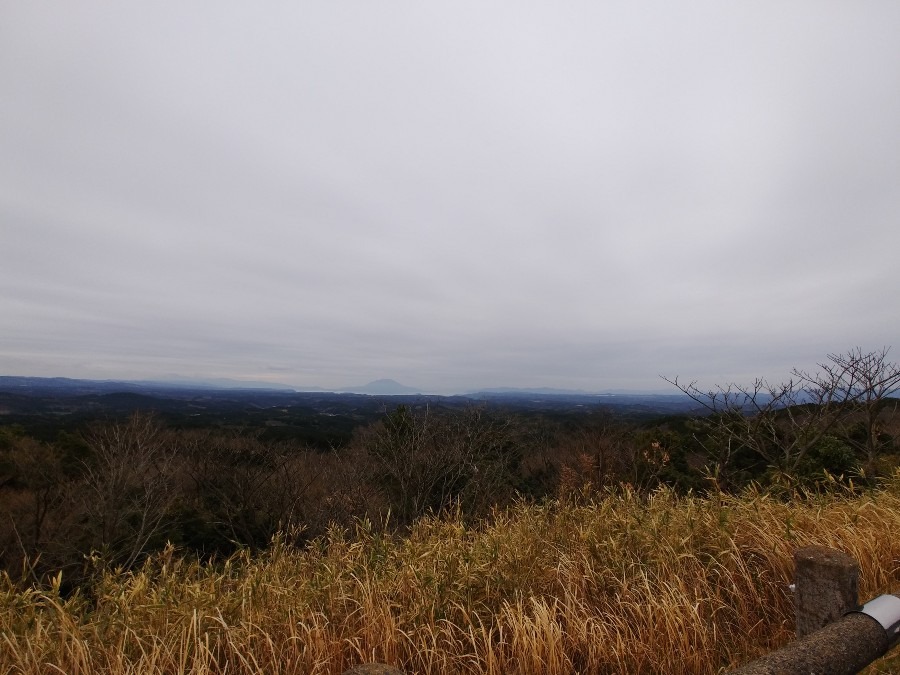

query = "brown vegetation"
3;475;900;673
1;348;899;672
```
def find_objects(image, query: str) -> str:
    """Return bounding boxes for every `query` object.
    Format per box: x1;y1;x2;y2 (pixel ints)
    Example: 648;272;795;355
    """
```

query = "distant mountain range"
0;375;298;393
0;375;674;399
0;375;426;397
337;379;421;395
467;386;677;397
137;376;300;391
0;375;703;422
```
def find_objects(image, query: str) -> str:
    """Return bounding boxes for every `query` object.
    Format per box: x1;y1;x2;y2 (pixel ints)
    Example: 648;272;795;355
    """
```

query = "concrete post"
794;546;859;637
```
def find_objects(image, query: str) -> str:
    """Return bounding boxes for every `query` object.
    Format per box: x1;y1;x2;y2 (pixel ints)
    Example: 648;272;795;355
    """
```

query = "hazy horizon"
3;3;899;393
0;372;685;397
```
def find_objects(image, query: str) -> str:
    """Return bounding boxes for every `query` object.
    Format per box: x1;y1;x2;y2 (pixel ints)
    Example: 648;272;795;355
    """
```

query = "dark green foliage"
794;436;858;484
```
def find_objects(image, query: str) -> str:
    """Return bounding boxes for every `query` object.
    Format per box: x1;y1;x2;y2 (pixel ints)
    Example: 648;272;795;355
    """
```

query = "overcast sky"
2;2;899;394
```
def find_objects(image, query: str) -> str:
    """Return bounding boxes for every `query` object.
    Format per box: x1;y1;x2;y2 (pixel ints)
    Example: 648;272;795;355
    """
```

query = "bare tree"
664;375;842;477
77;413;178;568
4;437;65;552
806;347;900;471
437;406;521;517
365;405;520;524
665;348;900;482
181;431;320;548
364;405;433;524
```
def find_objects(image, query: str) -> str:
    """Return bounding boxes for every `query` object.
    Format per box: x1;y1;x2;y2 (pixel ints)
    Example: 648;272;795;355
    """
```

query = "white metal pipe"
856;594;900;645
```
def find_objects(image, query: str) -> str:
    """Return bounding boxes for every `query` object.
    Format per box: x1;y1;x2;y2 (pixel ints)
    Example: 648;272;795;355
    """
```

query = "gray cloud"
2;2;899;393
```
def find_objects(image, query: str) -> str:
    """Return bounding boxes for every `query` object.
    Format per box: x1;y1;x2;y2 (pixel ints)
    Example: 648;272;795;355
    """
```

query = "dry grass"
3;476;900;675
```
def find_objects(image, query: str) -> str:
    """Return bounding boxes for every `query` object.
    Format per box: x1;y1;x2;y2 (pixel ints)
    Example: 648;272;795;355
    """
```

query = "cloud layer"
2;2;899;392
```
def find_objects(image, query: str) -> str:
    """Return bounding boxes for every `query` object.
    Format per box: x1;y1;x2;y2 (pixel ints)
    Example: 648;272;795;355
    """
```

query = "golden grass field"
3;477;900;674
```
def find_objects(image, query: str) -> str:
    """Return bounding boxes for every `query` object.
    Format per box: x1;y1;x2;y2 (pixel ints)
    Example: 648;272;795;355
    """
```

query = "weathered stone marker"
794;545;860;637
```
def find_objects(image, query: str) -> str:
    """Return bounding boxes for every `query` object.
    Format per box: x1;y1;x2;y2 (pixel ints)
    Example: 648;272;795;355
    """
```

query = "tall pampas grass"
3;475;900;674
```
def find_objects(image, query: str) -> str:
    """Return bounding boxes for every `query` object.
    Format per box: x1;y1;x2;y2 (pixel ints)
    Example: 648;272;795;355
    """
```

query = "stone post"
794;545;859;637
